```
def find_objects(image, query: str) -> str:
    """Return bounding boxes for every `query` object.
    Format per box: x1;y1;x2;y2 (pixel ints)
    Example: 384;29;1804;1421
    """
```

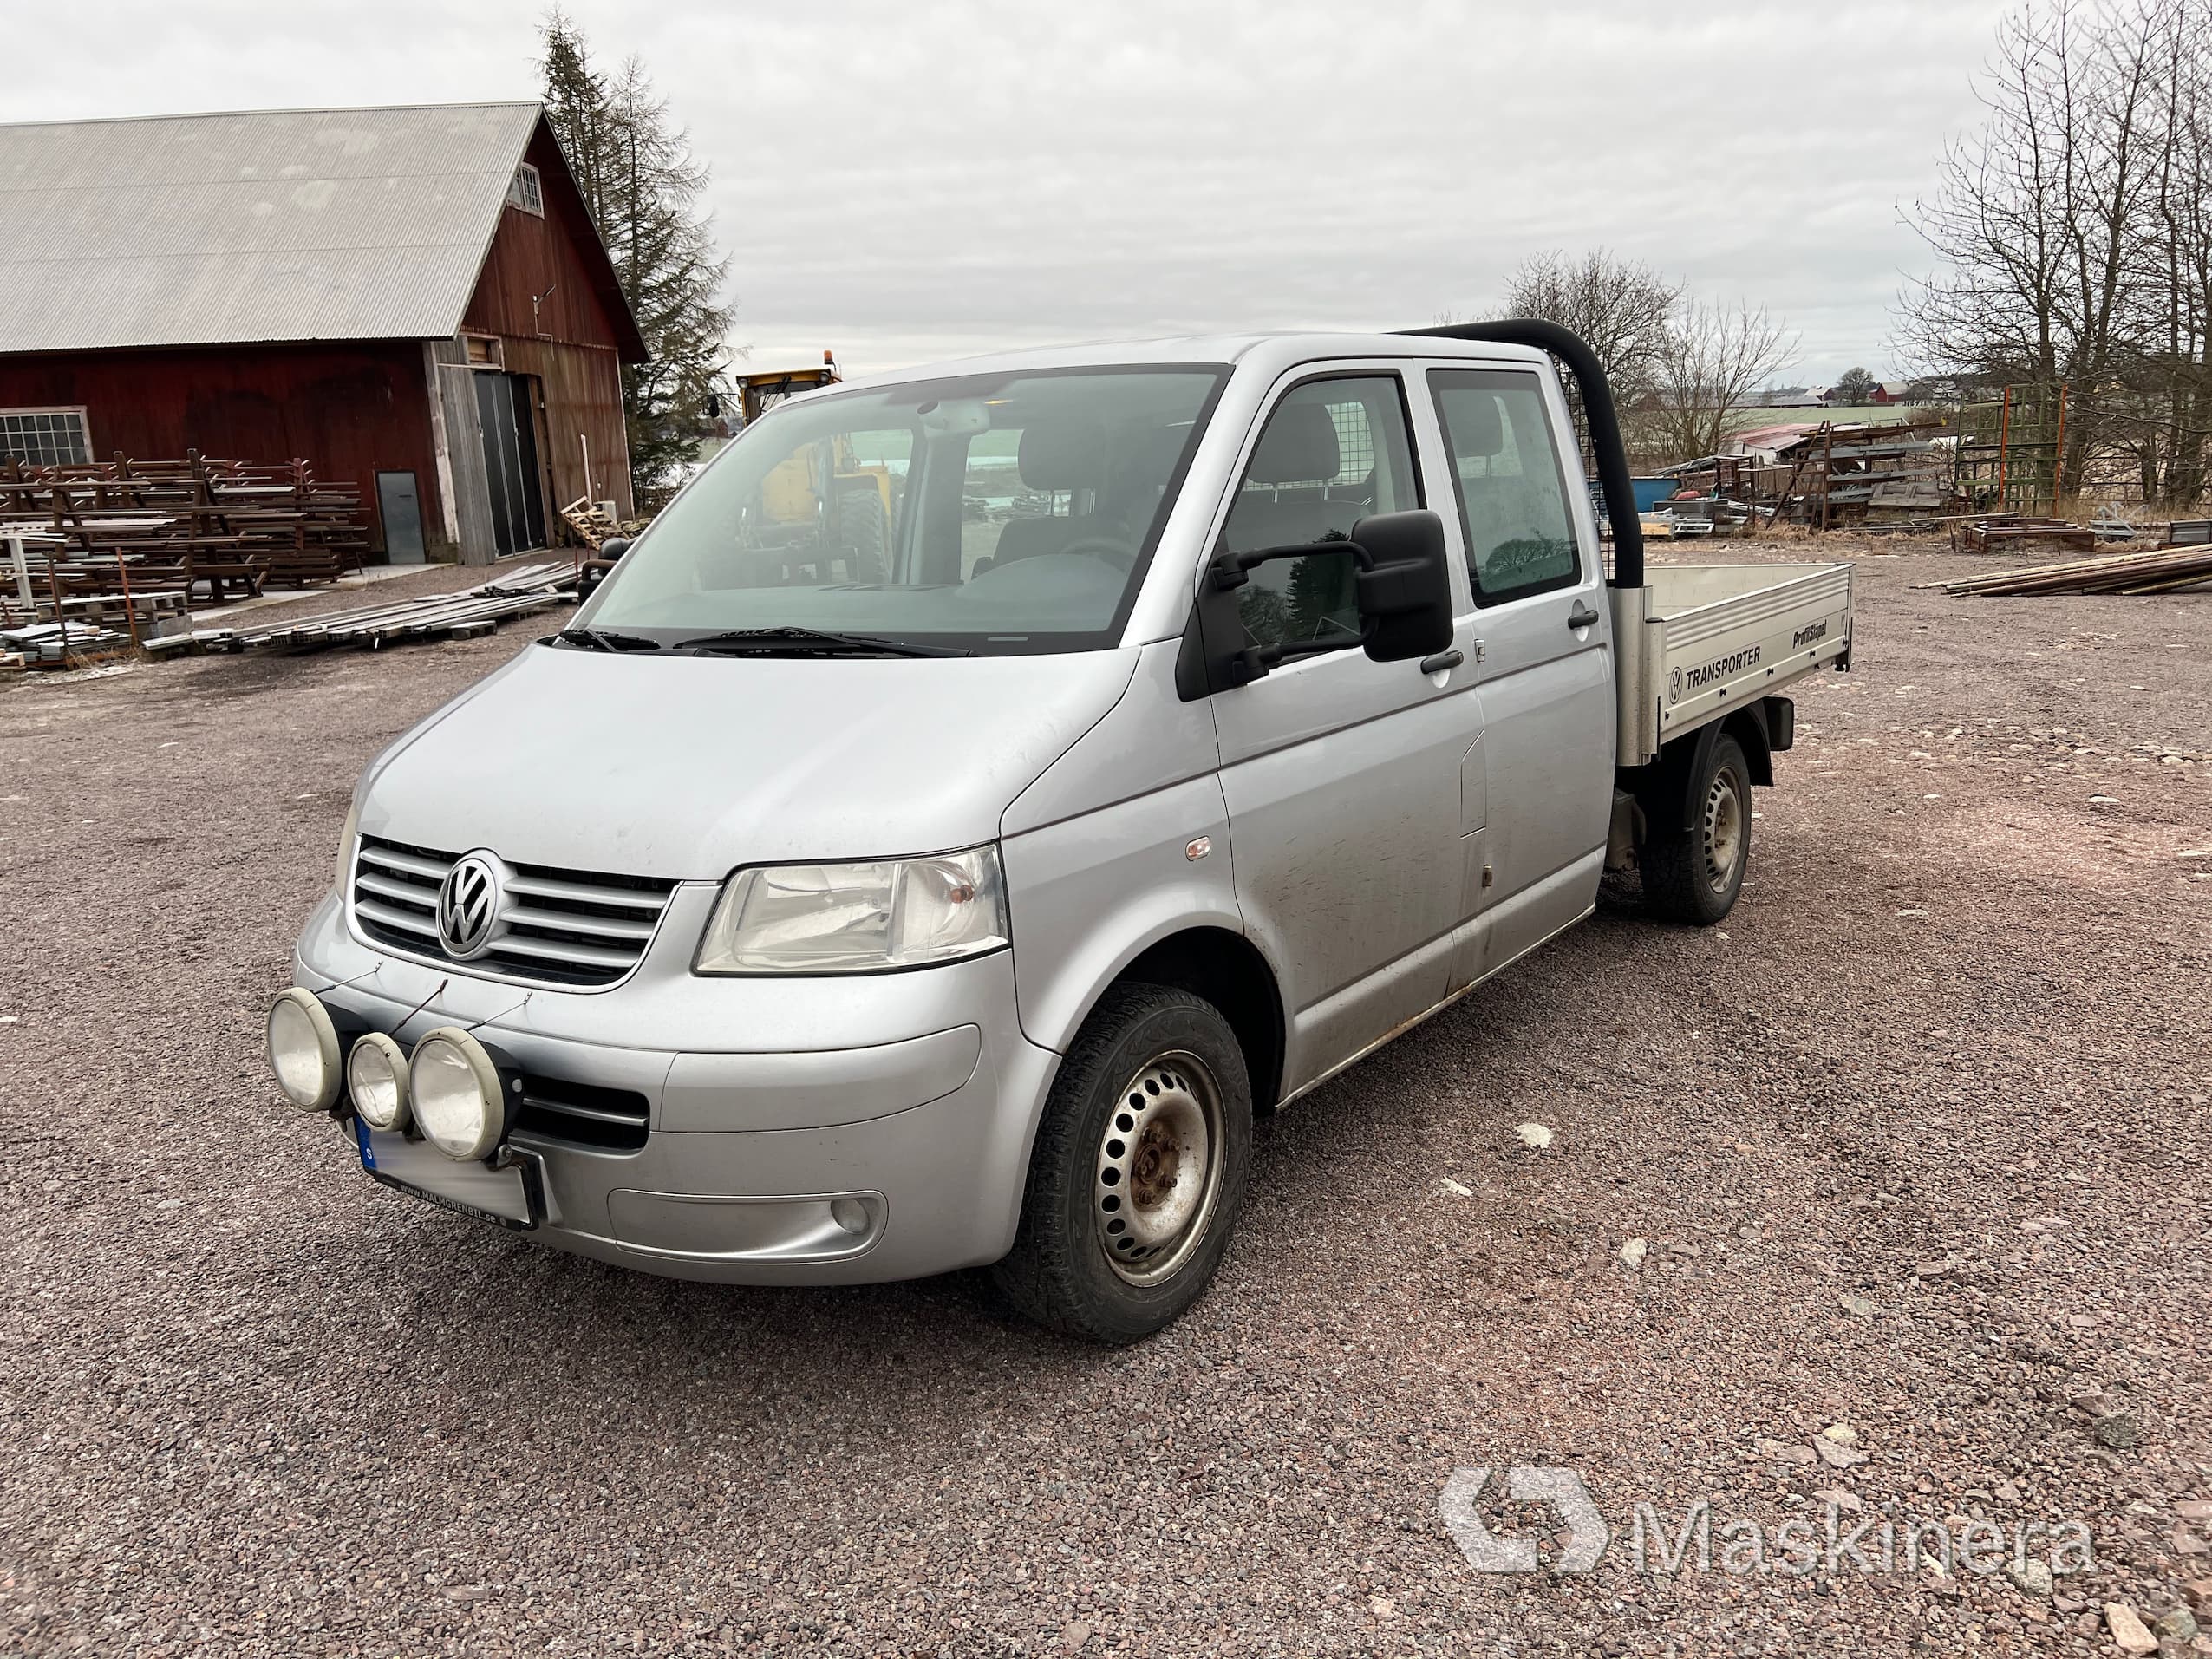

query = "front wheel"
1641;733;1752;925
992;984;1251;1342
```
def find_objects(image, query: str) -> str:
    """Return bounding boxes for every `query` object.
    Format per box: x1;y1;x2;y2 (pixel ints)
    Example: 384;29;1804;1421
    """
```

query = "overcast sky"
9;0;2012;384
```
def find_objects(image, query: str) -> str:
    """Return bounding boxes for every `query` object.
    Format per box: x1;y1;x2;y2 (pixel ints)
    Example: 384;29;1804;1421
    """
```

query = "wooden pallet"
560;496;622;552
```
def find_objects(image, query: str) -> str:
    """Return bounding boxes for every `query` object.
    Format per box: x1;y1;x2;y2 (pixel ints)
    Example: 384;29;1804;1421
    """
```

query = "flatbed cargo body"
1611;561;1854;765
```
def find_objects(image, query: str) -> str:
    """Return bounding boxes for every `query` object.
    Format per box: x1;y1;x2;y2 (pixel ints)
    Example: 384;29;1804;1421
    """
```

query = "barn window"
506;162;545;217
0;408;91;467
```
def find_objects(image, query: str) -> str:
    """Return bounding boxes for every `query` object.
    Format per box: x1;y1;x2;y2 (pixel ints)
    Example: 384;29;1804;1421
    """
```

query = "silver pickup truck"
264;322;1852;1342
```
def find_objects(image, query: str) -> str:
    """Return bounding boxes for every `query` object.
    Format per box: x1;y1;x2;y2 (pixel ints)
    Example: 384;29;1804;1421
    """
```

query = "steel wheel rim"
1702;763;1745;894
1095;1049;1223;1286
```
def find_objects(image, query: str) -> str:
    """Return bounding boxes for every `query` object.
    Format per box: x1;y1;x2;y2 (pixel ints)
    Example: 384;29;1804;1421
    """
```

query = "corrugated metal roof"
0;103;544;354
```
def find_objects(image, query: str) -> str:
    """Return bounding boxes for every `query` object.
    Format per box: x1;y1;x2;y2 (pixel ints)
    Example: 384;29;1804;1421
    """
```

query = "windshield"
578;365;1230;655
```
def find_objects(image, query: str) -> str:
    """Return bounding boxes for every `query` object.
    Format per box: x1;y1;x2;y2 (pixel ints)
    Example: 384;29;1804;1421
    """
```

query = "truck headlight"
346;1032;412;1132
695;846;1009;975
408;1028;506;1160
266;988;342;1111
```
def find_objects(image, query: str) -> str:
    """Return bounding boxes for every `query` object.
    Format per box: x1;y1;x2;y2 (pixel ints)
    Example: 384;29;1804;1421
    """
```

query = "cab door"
1425;364;1615;983
1206;369;1478;1094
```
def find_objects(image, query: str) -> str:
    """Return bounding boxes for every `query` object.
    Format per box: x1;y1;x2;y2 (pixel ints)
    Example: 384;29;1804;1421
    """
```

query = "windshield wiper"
669;626;969;659
551;627;663;653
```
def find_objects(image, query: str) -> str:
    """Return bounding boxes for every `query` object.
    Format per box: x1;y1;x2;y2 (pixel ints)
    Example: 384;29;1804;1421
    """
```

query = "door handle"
1419;649;1464;675
1567;600;1601;630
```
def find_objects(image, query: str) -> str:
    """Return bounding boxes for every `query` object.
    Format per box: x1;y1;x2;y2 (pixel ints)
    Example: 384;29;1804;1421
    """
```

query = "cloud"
9;0;2012;380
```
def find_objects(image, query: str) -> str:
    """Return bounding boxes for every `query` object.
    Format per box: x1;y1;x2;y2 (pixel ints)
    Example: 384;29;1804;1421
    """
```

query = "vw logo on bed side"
436;852;505;960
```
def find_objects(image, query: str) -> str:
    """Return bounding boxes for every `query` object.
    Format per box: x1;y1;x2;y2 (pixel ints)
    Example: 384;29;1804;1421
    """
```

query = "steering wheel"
1058;535;1139;572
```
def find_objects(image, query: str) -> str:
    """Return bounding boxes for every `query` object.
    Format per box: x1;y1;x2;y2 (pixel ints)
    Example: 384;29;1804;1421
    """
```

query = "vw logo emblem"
436;852;505;960
1667;666;1683;706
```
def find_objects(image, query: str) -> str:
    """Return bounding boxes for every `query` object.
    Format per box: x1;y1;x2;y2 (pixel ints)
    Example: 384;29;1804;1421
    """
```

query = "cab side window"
1221;376;1420;650
1429;370;1581;604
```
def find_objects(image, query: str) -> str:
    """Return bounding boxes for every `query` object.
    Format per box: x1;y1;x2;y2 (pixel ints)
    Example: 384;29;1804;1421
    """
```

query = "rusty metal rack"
0;450;370;615
1954;385;2065;519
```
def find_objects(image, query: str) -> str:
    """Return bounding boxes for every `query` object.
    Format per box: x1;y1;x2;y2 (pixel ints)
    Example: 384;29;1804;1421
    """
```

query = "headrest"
1018;421;1105;490
1247;402;1341;484
1454;392;1505;458
1119;422;1187;482
1099;424;1182;504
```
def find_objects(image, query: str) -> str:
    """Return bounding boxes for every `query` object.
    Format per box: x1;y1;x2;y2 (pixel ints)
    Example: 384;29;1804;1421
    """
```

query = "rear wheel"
1641;733;1751;925
992;984;1251;1342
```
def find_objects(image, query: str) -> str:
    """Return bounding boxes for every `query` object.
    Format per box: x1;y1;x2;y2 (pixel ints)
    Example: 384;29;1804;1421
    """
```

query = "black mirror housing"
1351;510;1454;662
1191;508;1455;694
573;538;631;602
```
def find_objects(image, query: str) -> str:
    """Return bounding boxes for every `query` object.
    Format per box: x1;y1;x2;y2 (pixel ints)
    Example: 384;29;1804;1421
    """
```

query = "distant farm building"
0;103;646;563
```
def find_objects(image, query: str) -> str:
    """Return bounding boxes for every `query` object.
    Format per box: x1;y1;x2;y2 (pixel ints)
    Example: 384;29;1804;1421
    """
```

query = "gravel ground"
2;537;2207;1656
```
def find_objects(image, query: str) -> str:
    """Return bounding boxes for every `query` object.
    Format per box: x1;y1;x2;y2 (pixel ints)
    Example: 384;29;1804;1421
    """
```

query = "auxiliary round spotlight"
266;989;342;1112
346;1032;413;1133
408;1027;506;1161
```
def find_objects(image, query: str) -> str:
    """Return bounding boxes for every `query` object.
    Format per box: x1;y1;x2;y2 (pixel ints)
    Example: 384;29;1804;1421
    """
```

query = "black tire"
1640;733;1752;925
992;983;1252;1343
832;479;890;583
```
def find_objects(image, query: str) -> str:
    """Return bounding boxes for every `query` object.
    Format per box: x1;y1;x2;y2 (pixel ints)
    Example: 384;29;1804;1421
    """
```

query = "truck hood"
359;643;1140;879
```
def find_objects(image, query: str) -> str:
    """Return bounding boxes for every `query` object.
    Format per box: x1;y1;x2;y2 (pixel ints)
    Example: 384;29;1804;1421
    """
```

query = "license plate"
355;1119;543;1231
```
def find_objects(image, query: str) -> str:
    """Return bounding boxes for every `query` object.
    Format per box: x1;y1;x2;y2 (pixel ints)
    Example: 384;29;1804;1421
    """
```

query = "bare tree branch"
1492;249;1680;404
1896;0;2212;505
1647;300;1799;463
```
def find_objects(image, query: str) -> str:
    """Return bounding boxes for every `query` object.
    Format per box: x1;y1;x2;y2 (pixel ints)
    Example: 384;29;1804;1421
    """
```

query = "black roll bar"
1397;319;1646;590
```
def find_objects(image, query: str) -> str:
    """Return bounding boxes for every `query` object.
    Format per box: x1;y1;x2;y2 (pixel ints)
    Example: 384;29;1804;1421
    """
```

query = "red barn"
0;102;648;564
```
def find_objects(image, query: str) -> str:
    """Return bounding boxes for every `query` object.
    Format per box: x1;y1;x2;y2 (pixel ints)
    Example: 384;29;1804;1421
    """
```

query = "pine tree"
538;12;734;500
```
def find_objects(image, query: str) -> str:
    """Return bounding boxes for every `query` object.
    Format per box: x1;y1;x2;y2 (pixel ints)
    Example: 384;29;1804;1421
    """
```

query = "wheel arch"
1722;705;1775;787
1622;709;1769;837
1110;927;1287;1113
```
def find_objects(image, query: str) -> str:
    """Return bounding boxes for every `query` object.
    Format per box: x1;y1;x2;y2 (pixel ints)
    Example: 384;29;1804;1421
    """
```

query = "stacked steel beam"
186;563;576;653
1921;543;2212;597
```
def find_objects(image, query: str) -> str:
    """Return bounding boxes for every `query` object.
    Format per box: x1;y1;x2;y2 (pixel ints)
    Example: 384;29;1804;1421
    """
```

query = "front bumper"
294;891;1060;1283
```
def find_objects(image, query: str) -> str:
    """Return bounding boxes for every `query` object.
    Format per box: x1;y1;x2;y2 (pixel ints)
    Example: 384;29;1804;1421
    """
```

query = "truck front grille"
350;835;679;989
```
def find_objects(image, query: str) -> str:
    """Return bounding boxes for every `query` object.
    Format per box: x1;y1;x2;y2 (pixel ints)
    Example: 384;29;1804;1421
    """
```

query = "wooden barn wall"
0;341;441;555
458;128;623;349
499;336;631;520
459;125;635;519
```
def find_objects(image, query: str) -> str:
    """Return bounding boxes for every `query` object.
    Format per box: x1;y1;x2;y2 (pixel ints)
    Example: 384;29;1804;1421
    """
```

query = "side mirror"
1196;508;1455;690
574;539;632;601
572;539;630;600
1348;510;1454;663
